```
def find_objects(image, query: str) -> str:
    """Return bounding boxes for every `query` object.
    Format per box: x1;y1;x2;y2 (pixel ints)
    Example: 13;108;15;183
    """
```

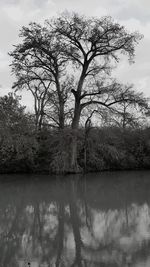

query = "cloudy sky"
0;0;150;106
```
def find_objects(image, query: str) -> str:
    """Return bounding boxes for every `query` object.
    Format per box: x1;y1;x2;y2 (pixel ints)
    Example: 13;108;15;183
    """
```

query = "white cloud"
2;0;56;24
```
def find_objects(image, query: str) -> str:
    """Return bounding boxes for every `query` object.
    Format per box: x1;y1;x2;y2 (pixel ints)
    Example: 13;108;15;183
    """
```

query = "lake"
0;171;150;267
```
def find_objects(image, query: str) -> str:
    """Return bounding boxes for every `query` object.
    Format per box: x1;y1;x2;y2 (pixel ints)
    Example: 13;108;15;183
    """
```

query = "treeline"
0;93;150;173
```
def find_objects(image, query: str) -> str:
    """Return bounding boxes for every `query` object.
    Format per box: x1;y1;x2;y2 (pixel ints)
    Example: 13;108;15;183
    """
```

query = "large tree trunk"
59;100;65;129
69;103;82;173
69;133;81;173
68;67;87;173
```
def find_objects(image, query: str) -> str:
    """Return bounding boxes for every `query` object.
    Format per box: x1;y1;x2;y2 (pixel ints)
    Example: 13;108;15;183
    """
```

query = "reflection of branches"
56;200;65;267
32;201;58;265
0;199;24;267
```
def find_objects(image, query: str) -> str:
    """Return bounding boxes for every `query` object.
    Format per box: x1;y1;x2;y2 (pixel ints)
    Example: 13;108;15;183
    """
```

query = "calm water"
0;171;150;267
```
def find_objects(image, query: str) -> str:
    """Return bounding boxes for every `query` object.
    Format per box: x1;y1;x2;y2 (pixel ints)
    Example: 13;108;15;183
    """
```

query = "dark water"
0;171;150;267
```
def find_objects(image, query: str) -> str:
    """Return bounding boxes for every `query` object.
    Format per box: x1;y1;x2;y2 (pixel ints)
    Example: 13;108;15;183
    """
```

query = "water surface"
0;171;150;267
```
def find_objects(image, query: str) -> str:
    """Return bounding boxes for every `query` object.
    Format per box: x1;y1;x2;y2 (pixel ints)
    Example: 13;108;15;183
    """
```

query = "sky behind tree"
0;0;150;107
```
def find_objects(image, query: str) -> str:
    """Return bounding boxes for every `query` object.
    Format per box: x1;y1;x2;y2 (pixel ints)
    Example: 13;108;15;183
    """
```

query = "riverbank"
1;126;150;174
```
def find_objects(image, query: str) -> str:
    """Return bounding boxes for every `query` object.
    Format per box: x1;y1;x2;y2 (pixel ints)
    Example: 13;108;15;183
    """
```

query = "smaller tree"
10;22;72;130
0;93;38;172
0;93;26;131
12;67;52;131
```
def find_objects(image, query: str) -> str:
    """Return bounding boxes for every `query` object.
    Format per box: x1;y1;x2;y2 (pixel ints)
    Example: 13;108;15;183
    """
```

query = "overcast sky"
0;0;150;107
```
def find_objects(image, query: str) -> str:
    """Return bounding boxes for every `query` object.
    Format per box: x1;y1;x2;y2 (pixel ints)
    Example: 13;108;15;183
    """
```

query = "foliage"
0;93;150;174
0;93;38;172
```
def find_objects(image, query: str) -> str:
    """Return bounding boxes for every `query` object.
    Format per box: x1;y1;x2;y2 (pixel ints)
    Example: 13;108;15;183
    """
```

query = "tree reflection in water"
0;172;150;266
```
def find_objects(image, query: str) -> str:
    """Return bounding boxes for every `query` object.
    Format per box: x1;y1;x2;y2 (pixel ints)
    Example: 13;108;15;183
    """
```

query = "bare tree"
95;84;149;129
12;66;52;131
10;12;149;173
